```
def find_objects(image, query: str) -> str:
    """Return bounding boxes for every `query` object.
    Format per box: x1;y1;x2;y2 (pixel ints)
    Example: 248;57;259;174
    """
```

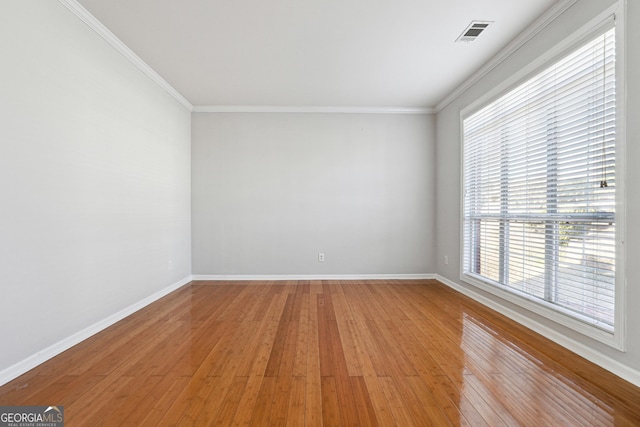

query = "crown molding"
435;0;579;113
192;105;435;115
57;0;193;111
57;0;579;116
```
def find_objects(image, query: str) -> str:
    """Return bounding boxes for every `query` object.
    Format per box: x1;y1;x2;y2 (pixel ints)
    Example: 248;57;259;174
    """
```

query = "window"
462;23;620;339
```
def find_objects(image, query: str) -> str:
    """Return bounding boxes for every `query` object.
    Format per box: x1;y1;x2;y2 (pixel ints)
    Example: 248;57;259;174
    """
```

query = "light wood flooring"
1;280;639;426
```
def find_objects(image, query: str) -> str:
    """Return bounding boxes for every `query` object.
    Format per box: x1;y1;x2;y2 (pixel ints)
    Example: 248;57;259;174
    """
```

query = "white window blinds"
462;25;616;331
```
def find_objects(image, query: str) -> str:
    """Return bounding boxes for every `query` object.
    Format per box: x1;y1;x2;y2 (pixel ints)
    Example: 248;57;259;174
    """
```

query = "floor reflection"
460;311;621;425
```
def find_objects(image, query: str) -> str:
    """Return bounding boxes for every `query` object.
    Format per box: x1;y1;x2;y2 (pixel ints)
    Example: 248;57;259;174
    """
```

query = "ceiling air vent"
456;21;492;42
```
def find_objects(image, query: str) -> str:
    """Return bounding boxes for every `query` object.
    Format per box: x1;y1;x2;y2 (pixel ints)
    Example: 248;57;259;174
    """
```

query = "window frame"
459;5;626;350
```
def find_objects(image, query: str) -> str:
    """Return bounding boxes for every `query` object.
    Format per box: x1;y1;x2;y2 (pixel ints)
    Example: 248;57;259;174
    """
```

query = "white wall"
0;1;191;376
435;0;640;379
192;113;434;276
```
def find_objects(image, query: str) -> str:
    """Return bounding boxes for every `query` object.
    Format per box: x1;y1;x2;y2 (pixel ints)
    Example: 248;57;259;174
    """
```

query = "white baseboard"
11;273;637;390
191;273;436;281
0;275;192;387
435;274;640;388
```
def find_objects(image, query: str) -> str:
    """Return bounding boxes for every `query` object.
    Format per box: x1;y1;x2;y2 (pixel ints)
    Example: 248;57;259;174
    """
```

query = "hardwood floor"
1;280;639;426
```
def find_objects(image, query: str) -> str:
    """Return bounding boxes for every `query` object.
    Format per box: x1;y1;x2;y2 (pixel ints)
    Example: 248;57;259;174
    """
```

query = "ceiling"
76;0;560;109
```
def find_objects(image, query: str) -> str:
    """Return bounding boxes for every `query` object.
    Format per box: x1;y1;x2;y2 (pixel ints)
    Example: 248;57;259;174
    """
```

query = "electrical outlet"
444;255;449;265
318;253;325;262
168;260;173;270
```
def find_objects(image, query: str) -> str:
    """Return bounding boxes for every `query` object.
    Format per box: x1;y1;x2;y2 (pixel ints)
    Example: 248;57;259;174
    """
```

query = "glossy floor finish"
1;280;639;426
